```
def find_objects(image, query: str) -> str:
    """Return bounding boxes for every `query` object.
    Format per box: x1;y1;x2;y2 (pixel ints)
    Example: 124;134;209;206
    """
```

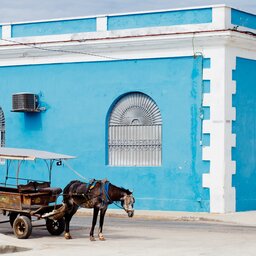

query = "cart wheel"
13;216;32;239
9;212;18;227
46;218;65;236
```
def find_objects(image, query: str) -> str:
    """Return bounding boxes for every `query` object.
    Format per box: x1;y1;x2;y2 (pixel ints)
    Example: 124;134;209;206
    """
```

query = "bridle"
120;194;135;214
103;186;134;214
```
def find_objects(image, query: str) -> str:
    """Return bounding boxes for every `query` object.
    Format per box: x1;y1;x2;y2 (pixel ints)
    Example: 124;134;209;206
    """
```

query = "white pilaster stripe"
2;25;11;39
203;120;211;133
202;93;211;107
230;107;236;120
201;46;238;213
202;69;212;80
96;16;107;32
202;146;211;161
231;81;236;94
212;6;231;30
231;133;236;147
226;161;236;175
202;173;211;188
223;47;236;211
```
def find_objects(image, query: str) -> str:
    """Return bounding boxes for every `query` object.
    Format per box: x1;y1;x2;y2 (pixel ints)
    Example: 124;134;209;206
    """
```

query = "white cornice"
0;30;255;66
0;24;217;45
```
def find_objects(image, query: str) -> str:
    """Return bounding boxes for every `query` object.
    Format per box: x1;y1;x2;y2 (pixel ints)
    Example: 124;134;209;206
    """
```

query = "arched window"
108;92;162;166
0;107;5;147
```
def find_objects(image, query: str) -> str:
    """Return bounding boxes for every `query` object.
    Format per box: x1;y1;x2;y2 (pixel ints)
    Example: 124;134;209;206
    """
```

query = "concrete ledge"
77;209;256;226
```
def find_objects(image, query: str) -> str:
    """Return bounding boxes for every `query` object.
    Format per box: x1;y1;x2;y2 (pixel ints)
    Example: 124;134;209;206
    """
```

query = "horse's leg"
90;207;99;241
64;205;78;239
98;207;107;241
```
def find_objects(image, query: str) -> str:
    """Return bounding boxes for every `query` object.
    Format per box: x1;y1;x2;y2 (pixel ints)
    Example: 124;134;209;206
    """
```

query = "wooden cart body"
0;147;75;238
0;185;60;213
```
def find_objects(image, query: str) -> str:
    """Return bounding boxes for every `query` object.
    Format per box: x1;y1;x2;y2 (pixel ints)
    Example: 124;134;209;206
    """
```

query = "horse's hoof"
99;233;105;241
64;233;72;239
90;236;96;241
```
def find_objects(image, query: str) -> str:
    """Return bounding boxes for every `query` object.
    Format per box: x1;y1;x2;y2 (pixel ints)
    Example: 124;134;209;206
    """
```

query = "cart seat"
37;187;62;195
18;181;39;193
18;181;57;193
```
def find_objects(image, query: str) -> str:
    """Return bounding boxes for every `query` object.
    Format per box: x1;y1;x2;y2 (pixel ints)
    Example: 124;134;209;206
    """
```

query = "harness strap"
101;181;127;211
104;182;110;196
88;180;97;191
100;180;110;206
64;179;128;212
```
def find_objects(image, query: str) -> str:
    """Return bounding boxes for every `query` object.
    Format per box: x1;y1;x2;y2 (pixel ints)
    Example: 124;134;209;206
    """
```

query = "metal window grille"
0;107;5;147
108;93;162;166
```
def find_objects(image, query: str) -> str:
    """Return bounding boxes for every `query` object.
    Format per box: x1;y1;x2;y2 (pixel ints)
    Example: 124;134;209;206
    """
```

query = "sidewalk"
77;208;256;226
1;209;256;256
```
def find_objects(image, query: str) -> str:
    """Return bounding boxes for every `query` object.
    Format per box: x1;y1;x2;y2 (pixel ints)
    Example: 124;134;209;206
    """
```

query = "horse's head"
121;193;135;217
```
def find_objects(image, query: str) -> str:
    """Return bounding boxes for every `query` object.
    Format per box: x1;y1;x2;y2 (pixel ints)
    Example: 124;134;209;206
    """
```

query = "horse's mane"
110;183;132;195
63;180;81;195
121;187;132;195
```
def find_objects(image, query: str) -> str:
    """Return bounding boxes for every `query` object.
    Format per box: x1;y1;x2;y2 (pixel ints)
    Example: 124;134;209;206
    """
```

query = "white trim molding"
202;47;256;213
202;46;237;213
0;30;254;67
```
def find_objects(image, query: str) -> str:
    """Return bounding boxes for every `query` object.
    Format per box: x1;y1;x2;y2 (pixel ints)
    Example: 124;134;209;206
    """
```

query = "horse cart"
0;147;75;239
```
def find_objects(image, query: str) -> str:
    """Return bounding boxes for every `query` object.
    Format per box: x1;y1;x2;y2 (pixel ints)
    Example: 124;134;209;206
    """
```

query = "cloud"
0;0;254;23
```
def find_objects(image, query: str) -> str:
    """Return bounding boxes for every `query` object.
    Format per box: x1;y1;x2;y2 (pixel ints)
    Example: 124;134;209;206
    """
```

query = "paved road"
1;215;256;256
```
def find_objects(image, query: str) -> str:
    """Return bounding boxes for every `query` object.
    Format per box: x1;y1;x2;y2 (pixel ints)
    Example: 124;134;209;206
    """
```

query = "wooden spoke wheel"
46;218;65;236
13;216;32;239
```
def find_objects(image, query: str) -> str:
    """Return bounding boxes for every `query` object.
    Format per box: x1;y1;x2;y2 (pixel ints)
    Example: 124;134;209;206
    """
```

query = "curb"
76;209;256;227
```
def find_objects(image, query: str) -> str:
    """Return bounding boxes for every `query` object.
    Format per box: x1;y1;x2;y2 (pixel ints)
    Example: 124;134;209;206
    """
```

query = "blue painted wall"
108;8;212;30
232;57;256;211
231;9;256;30
0;57;209;211
11;18;96;37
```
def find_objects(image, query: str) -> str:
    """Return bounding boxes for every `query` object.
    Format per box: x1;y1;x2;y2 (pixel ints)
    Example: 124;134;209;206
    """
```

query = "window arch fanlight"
108;92;162;166
0;107;5;147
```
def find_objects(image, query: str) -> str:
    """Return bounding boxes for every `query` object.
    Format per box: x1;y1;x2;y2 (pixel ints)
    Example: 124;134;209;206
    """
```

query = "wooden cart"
0;147;75;239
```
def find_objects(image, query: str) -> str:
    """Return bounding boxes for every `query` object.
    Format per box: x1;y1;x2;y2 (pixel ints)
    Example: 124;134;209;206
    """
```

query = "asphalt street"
1;214;256;256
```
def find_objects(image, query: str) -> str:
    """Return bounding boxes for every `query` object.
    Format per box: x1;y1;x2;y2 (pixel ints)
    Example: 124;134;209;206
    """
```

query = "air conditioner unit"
12;93;39;112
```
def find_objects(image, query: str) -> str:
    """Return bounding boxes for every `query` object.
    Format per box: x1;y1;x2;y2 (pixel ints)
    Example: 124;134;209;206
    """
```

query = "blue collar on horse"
91;178;111;207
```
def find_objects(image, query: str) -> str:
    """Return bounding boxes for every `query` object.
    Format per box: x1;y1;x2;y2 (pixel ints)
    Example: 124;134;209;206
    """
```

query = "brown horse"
62;179;135;241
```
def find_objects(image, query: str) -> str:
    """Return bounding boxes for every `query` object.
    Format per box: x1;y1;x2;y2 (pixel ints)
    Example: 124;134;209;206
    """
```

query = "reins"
59;161;131;212
102;184;127;211
62;160;89;181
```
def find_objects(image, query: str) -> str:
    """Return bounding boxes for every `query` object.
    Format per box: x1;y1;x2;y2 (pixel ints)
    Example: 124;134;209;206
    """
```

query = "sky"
0;0;255;23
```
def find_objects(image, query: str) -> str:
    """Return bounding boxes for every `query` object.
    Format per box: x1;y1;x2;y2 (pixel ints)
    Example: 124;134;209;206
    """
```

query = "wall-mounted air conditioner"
12;93;39;112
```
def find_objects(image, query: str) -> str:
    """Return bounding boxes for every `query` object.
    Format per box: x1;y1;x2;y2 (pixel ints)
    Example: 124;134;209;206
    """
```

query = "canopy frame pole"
49;160;55;185
4;159;11;186
16;160;24;187
43;159;54;185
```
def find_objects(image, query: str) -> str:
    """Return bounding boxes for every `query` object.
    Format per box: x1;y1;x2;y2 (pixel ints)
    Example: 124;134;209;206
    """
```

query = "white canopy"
0;147;76;161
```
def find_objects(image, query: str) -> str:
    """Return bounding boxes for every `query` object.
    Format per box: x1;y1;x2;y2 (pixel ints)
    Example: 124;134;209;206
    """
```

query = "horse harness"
70;179;111;208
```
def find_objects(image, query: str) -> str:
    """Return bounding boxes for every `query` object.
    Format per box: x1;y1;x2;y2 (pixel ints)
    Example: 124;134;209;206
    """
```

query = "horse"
62;179;135;241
